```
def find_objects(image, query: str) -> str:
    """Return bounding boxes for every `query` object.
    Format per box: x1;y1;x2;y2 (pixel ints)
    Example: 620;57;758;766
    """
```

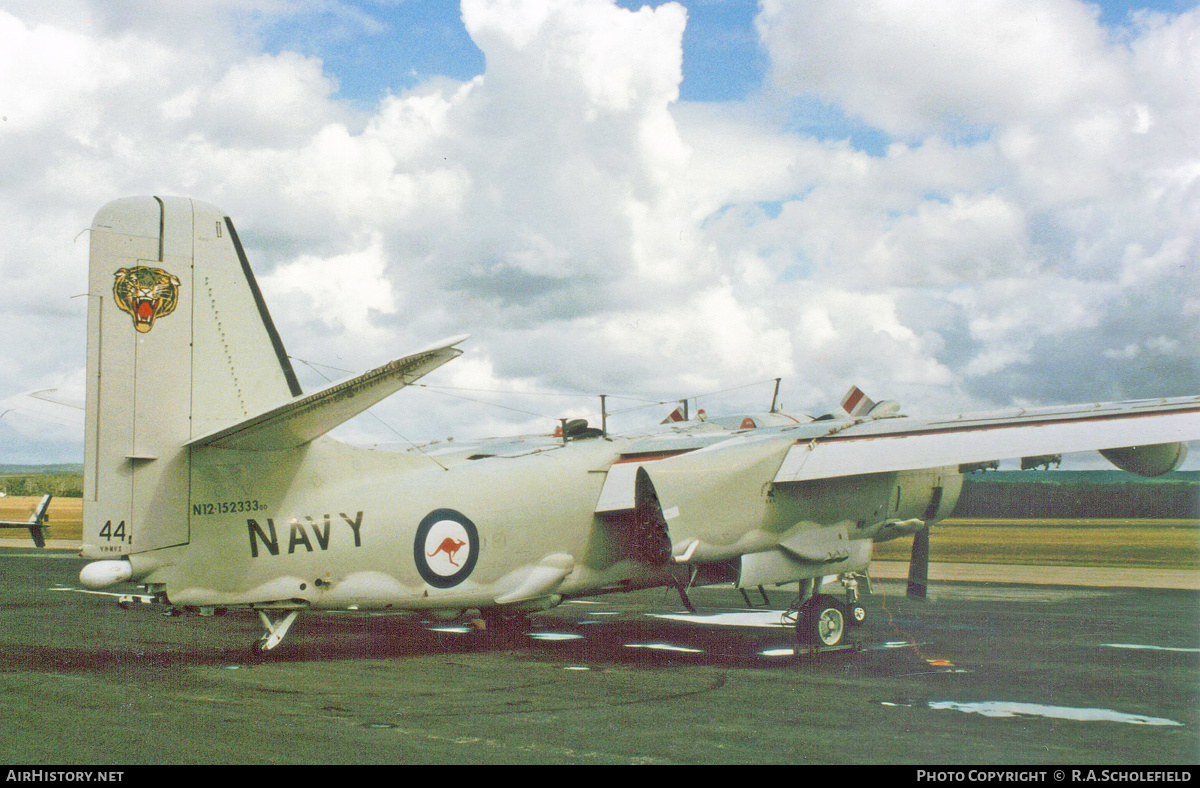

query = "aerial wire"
292;354;783;436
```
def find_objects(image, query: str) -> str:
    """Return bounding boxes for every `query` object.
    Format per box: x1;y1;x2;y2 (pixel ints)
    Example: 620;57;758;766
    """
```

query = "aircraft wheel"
847;603;867;627
480;608;530;631
798;594;847;648
247;637;271;662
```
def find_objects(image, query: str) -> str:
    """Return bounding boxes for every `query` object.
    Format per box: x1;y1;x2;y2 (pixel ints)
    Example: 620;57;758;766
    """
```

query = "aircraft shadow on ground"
2;602;936;676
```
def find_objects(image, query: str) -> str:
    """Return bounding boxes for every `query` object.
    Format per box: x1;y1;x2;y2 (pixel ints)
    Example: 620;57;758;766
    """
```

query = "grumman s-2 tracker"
76;196;1200;655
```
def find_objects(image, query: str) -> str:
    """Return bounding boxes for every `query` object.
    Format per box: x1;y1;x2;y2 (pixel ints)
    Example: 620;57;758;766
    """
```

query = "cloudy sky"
1;0;1197;465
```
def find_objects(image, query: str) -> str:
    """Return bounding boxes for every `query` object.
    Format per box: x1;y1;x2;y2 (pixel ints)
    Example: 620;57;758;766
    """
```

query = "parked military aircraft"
75;196;1200;653
0;494;52;548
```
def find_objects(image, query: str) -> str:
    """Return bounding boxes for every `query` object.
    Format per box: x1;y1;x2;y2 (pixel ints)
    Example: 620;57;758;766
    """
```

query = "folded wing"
774;396;1200;482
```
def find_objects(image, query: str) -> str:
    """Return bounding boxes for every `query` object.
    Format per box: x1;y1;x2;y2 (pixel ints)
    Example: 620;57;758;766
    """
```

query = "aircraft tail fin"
27;494;51;548
661;405;687;424
840;386;902;419
840;386;876;417
83;197;301;557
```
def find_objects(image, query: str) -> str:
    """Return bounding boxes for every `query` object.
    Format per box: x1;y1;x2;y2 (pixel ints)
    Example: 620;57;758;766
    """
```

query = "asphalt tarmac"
1;549;1196;765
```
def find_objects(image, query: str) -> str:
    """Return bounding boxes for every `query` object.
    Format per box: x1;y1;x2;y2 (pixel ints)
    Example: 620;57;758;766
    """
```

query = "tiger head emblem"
113;266;181;333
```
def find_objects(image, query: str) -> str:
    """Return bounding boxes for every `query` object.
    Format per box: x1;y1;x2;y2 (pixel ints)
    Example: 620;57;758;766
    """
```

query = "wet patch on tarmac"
924;701;1183;726
1101;643;1200;653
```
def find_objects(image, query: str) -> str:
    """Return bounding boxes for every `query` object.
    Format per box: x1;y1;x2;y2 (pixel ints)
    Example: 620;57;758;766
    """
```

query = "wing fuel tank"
1099;442;1188;477
739;538;871;589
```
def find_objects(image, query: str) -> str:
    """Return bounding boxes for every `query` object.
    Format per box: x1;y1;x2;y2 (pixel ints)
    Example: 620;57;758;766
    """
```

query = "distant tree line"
0;469;1196;514
0;473;83;498
953;471;1199;518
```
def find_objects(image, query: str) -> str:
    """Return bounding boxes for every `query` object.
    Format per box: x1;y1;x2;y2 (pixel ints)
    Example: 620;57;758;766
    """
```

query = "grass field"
873;517;1200;570
2;496;1198;570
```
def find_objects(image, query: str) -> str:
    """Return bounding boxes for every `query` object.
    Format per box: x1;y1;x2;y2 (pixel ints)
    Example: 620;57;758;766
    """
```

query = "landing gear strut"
790;573;871;648
254;609;300;654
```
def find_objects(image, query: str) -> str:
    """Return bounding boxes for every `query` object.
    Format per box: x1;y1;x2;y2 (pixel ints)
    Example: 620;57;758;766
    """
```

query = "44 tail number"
98;520;127;543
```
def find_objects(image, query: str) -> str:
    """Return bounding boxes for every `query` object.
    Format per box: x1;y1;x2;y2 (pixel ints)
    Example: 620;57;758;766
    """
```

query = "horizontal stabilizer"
775;396;1200;482
0;388;85;429
187;335;468;451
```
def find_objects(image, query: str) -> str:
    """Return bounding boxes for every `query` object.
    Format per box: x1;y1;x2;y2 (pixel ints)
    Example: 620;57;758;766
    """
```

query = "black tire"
247;638;271;662
797;594;847;647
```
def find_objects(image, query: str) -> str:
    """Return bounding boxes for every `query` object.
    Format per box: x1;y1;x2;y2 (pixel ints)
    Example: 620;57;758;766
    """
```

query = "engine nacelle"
1099;442;1188;477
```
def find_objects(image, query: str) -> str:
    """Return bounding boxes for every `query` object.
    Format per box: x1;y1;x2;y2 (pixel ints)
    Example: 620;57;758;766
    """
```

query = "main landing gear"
792;573;869;649
796;594;847;647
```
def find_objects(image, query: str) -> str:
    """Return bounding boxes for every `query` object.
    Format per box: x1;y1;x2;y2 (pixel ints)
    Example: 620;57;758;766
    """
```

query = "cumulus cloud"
727;0;1199;408
260;231;398;338
758;0;1125;137
0;0;1196;465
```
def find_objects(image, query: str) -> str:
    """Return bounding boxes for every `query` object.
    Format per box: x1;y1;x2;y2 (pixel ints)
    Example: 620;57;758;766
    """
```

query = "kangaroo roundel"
414;509;479;588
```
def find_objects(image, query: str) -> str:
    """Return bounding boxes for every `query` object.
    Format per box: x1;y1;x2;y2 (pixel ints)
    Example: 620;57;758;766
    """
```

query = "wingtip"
416;333;470;354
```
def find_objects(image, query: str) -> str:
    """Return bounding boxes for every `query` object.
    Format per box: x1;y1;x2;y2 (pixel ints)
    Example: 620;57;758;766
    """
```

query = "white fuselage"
123;418;961;612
